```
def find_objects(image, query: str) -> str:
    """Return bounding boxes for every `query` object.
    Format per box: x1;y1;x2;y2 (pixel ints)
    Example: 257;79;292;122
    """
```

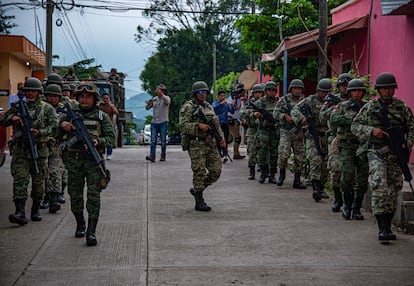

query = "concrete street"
1;145;414;286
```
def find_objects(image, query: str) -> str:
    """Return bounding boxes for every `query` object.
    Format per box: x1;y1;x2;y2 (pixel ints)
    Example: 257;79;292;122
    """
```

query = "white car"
143;124;169;145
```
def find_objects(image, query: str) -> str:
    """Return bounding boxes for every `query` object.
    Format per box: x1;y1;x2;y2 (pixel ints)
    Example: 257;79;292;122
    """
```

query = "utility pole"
318;0;328;80
212;42;216;96
45;0;53;75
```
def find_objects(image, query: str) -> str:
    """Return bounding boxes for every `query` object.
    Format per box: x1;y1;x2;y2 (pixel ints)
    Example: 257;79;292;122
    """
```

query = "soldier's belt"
189;135;207;141
15;142;48;148
340;138;360;144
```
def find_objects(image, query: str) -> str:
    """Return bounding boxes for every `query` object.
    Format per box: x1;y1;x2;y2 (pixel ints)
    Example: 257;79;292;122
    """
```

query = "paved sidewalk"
0;146;414;286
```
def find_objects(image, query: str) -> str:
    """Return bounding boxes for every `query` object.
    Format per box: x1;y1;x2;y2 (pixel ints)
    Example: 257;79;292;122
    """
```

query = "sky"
2;0;156;98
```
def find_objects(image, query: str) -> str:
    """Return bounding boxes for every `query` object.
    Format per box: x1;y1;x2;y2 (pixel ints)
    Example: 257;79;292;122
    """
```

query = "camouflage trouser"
188;139;222;192
305;134;328;182
229;122;242;156
339;141;368;196
327;136;341;188
63;153;103;220
277;129;304;172
246;129;259;168
11;146;48;201
367;149;403;215
257;128;279;170
46;151;65;194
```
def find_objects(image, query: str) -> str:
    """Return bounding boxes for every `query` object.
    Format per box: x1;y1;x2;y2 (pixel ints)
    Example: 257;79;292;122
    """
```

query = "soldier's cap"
156;84;167;91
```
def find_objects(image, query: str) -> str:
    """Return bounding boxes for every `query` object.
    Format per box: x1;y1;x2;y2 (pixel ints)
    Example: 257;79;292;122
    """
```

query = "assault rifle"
282;97;301;134
302;103;324;156
323;93;342;106
63;103;107;177
376;100;414;194
17;95;39;173
248;100;278;125
193;105;232;162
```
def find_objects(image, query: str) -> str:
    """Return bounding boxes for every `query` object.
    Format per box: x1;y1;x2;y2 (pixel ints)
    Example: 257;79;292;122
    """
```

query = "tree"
60;59;101;79
0;4;17;34
235;0;348;81
137;1;251;135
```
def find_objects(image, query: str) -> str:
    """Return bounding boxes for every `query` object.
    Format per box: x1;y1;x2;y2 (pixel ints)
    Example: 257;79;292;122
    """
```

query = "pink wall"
332;0;414;161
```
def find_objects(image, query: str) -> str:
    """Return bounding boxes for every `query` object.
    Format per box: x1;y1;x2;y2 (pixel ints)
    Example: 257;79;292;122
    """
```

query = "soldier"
179;81;225;212
228;82;246;160
254;81;280;184
0;77;57;225
99;93;119;160
59;82;115;246
240;83;264;180
40;73;66;209
331;79;368;220
44;84;66;214
108;68;121;83
320;73;352;211
62;84;78;108
291;78;331;201
273;79;306;189
351;73;414;242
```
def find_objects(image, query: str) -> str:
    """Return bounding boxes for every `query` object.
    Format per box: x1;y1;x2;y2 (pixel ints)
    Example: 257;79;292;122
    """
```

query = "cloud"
6;1;155;97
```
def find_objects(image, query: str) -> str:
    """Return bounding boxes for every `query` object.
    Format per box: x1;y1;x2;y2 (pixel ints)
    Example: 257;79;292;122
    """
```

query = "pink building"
262;0;414;160
331;0;414;110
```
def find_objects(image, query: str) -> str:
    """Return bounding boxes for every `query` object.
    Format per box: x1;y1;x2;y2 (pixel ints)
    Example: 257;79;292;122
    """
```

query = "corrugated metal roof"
381;0;414;15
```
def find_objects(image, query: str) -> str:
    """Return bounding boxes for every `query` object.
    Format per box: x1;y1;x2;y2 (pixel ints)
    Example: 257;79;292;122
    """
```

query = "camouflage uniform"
60;105;114;220
179;100;223;193
240;97;260;179
291;93;329;201
331;97;368;219
352;97;414;225
273;92;306;188
0;85;57;224
255;94;279;184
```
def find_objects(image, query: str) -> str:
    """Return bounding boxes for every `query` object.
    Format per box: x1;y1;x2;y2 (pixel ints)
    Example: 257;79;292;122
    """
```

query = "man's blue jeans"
150;121;168;159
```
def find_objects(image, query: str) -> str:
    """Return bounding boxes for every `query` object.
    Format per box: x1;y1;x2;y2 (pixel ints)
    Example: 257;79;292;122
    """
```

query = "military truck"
92;78;125;148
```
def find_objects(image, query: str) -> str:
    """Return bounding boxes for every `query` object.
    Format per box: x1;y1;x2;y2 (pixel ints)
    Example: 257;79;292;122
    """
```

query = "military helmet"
75;82;100;101
23;77;43;93
191;81;209;94
317;78;332;92
252;83;264;93
375;72;398;89
46;73;63;86
288;79;305;92
44;84;62;97
265;81;277;90
234;82;244;92
346;79;366;94
62;84;72;92
337;73;352;85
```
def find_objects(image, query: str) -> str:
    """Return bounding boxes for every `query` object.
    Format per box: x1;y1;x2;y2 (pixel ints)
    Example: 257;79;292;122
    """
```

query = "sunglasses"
196;90;209;95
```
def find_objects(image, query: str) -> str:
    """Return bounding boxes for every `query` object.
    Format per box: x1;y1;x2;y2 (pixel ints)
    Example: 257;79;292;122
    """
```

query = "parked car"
142;124;169;145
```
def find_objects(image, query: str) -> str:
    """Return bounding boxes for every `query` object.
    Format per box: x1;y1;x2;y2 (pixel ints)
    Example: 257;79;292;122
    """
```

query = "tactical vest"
367;98;407;145
336;100;365;140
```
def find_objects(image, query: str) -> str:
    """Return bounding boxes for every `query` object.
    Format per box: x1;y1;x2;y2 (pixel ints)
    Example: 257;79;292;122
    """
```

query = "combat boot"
384;213;396;240
9;199;28;226
319;181;330;199
342;191;353;220
190;189;211;212
293;172;306;189
311;180;321;202
351;193;364;220
268;168;277;184
331;187;343;212
31;199;42;221
40;192;49;209
376;214;389;241
48;192;61;214
258;165;268;184
86;218;98;246
248;166;255;180
276;168;286;186
74;212;86;238
57;191;65;204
